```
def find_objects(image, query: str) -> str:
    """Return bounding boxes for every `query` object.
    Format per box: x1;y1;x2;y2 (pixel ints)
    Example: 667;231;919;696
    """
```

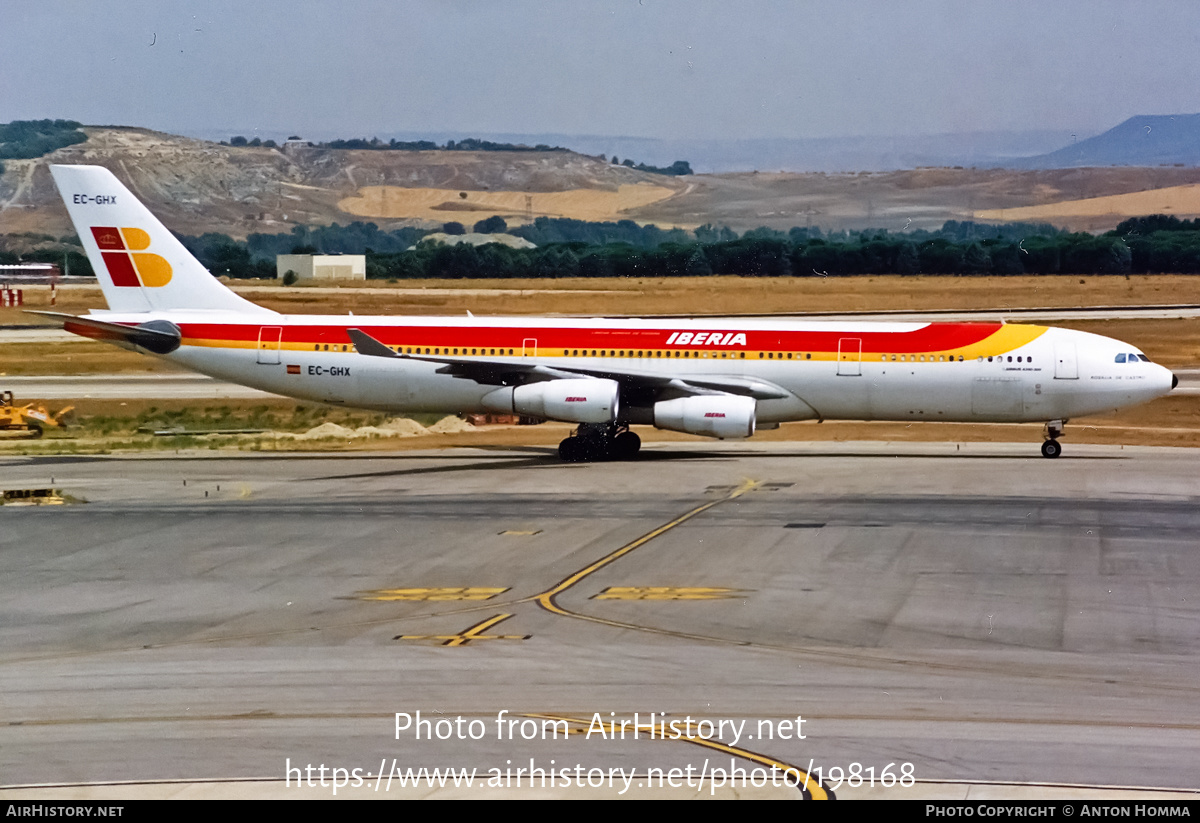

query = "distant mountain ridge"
1003;114;1200;169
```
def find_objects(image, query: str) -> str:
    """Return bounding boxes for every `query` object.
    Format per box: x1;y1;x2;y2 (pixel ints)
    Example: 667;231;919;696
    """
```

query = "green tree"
473;216;508;234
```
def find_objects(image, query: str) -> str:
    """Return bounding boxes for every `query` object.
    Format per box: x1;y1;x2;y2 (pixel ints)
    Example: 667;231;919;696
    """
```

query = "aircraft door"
522;338;538;357
1054;343;1078;379
837;337;862;376
257;326;282;365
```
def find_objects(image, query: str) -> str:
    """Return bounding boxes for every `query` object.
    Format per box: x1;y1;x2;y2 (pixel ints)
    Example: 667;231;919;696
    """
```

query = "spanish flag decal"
91;226;173;287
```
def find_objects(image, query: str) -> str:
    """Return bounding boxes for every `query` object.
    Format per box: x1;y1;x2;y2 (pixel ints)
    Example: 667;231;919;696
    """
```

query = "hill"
7;124;1200;241
1005;114;1200;169
0;127;685;239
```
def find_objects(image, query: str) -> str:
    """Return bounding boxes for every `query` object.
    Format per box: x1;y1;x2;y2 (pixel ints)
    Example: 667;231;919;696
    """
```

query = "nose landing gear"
1041;419;1066;459
558;422;641;462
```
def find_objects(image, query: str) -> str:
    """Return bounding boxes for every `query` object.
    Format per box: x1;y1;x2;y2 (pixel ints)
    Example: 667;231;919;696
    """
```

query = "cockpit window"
1137;354;1152;363
1114;353;1127;363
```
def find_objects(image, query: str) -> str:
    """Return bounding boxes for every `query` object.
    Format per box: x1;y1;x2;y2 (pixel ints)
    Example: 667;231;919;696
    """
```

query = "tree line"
10;216;1200;280
222;135;693;175
0;120;88;174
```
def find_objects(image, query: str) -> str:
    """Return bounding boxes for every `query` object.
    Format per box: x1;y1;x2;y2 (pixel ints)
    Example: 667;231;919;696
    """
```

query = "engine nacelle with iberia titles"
653;395;756;439
481;378;619;423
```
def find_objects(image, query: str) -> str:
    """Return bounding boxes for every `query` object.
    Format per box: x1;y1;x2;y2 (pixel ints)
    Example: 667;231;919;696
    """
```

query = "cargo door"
972;376;1024;419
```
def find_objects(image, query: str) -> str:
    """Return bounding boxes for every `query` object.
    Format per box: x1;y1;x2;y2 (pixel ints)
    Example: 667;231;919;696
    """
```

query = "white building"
276;254;366;282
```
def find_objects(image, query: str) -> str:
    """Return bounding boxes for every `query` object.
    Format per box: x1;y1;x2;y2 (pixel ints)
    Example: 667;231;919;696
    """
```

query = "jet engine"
653;395;756;439
482;378;619;423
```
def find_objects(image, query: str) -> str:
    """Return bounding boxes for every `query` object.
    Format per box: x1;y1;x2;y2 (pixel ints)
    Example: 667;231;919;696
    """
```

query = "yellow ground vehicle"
0;391;73;439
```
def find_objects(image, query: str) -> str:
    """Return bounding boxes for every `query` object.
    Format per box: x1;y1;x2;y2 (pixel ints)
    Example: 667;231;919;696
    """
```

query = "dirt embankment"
0;127;688;238
633;166;1200;233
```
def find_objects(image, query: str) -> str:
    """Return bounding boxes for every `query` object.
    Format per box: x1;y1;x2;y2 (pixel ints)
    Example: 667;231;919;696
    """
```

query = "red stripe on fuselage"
176;322;1004;353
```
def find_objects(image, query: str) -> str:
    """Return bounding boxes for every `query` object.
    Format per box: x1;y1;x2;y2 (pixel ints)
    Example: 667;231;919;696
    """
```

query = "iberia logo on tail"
91;226;173;287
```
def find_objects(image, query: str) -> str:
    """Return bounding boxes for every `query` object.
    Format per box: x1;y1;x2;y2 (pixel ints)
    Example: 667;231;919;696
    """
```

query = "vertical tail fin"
50;165;271;315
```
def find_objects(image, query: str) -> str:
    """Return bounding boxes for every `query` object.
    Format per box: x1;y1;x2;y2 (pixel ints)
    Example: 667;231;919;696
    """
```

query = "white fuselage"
94;310;1176;428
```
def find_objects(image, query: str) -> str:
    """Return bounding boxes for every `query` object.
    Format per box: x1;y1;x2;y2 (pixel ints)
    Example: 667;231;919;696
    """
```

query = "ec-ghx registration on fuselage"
40;165;1176;461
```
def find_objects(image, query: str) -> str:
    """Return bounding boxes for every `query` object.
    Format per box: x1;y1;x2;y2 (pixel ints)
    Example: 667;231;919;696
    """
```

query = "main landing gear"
558;422;641;462
1041;419;1066;459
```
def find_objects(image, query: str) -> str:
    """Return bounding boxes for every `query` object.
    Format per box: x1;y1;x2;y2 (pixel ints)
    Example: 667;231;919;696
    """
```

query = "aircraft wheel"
1041;439;1062;459
612;430;641;460
558;437;585;462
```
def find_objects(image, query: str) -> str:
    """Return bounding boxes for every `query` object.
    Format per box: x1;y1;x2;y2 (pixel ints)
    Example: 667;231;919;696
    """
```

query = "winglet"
347;328;401;358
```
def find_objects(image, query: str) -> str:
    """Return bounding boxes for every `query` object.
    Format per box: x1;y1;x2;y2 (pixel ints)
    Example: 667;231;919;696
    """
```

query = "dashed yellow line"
593;587;746;600
393;613;530;646
356;587;509;601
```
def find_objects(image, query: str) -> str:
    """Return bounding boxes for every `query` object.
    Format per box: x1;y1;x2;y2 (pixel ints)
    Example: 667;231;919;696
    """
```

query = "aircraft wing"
346;328;792;404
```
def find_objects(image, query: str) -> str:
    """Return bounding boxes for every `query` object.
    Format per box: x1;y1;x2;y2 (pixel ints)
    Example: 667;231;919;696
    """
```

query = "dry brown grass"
0;341;179;376
8;273;1200;322
976;183;1200;223
337;183;676;224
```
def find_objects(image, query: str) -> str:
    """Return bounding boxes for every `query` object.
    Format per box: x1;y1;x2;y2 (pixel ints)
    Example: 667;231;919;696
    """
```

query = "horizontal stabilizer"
27;311;181;354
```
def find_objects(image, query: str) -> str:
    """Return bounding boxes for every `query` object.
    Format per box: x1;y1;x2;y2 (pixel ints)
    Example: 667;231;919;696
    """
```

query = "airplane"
37;164;1177;461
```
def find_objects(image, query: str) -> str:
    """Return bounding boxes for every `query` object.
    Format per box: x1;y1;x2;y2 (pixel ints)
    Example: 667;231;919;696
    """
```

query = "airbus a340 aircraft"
40;165;1176;460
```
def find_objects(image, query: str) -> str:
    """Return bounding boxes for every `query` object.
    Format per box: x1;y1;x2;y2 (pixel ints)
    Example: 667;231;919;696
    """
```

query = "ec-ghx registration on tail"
50;165;268;315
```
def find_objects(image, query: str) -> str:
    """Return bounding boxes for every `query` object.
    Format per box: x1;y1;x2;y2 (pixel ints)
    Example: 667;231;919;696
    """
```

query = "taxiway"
2;442;1199;799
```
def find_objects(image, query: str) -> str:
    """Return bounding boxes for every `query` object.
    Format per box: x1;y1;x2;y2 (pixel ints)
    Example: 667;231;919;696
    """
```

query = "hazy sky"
5;1;1200;142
